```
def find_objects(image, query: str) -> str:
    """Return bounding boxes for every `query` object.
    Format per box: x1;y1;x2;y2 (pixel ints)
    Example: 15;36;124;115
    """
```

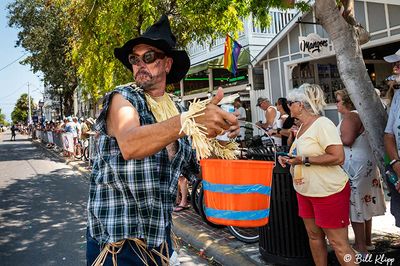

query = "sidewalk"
32;137;400;266
173;199;400;266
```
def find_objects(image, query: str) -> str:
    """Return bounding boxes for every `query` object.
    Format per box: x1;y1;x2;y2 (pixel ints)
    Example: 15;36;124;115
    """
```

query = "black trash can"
248;146;313;265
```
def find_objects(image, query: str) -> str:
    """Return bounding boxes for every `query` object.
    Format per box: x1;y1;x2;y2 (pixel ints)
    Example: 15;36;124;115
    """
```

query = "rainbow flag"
223;35;242;76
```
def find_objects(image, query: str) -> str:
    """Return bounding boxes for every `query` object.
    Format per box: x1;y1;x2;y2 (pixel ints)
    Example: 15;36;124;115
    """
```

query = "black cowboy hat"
114;15;190;84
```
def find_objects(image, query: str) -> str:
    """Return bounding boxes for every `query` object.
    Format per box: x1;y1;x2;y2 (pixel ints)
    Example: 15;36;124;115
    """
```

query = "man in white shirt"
255;97;280;130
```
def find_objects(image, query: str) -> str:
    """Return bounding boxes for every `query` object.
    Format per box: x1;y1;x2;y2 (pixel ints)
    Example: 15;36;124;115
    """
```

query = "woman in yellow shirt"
278;83;356;266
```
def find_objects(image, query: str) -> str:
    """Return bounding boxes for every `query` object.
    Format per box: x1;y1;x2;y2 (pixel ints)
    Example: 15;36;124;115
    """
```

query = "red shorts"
296;182;350;228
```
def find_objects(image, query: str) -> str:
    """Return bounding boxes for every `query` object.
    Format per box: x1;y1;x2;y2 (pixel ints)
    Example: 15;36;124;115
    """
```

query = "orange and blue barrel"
200;159;274;227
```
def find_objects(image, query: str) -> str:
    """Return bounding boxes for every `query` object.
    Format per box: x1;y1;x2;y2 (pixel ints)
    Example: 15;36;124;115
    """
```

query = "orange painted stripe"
208;217;269;227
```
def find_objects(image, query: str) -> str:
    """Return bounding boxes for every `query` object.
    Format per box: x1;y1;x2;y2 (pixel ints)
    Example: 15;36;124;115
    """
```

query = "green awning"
187;62;209;75
187;48;250;75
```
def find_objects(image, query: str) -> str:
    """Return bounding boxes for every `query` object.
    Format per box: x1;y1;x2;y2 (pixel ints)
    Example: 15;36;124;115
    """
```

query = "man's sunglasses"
287;101;300;106
128;51;165;66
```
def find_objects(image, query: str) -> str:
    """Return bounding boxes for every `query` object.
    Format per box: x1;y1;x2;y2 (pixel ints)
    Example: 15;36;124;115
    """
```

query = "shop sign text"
299;33;329;58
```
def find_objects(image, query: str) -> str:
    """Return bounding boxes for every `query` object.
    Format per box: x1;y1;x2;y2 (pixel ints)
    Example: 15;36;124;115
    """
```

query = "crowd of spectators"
33;116;96;158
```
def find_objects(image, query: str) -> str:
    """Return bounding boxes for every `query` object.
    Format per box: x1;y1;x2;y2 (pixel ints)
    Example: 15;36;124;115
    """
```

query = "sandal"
173;205;190;212
390;240;400;249
366;244;375;251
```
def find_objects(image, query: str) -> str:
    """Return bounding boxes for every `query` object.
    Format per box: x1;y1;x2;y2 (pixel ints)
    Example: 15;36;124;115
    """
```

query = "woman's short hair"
287;83;326;115
335;89;355;110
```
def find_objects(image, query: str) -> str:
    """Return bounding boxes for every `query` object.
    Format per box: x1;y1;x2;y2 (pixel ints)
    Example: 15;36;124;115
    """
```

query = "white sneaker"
169;251;180;266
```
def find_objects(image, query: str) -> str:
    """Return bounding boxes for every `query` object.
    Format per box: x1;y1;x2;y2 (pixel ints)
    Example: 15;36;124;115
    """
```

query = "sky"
0;0;43;122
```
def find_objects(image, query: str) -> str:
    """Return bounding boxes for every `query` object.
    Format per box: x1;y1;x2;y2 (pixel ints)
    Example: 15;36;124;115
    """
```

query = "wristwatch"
276;128;282;134
304;157;311;167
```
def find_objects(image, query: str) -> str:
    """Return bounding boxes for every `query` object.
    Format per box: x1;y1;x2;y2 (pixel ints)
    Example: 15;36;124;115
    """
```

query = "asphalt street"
0;131;213;266
0;132;88;265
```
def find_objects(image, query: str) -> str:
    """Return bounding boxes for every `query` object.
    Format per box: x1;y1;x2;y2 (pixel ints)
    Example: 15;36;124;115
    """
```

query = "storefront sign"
299;33;329;58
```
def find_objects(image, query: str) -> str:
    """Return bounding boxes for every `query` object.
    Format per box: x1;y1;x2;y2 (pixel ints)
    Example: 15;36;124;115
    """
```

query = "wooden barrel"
200;159;274;227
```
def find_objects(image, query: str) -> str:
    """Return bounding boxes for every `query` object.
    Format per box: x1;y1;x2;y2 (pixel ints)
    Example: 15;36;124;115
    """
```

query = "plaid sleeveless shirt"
87;83;199;248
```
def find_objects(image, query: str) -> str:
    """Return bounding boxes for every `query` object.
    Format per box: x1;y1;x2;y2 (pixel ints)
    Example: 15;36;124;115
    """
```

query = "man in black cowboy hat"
87;15;239;265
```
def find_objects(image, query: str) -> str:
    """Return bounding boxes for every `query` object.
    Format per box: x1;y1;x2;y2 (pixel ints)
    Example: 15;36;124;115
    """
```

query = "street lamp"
57;87;63;120
38;100;44;124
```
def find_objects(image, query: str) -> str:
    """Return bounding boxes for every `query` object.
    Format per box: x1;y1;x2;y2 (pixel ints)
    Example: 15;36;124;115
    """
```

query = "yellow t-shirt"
289;117;348;197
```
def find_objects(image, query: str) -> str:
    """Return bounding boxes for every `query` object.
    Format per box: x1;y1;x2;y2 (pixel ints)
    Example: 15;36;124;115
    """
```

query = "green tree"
11;93;36;124
0;108;8;126
62;0;309;103
62;0;294;103
7;0;77;115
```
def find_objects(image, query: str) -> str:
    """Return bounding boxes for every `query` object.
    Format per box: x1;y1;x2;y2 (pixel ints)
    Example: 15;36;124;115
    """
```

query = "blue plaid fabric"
87;83;199;248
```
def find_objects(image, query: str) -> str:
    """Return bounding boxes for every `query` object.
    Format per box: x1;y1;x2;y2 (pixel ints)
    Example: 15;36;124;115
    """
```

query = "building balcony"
187;9;297;68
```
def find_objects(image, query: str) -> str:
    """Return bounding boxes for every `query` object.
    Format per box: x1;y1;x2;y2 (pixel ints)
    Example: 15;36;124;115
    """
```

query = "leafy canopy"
0;108;8;126
11;93;36;124
7;0;78;115
8;0;309;104
61;0;308;102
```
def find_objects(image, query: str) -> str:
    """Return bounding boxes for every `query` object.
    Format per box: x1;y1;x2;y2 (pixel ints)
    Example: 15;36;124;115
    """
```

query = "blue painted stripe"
202;180;271;195
205;207;270;221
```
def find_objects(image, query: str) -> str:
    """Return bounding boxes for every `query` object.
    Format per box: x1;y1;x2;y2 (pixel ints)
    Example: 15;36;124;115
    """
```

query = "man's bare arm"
106;89;239;160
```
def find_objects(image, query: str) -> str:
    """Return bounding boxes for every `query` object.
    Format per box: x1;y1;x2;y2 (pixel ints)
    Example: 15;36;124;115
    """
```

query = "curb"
173;218;260;266
32;138;260;265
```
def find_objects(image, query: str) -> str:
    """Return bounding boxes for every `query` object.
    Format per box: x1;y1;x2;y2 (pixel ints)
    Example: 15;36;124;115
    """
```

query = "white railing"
252;10;297;35
188;42;208;55
188;30;245;57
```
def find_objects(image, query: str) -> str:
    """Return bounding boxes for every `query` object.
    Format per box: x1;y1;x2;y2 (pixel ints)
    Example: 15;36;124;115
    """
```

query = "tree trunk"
315;0;387;174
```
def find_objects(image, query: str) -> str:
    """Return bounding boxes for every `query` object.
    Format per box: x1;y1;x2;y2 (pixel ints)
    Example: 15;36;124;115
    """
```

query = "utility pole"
27;82;32;125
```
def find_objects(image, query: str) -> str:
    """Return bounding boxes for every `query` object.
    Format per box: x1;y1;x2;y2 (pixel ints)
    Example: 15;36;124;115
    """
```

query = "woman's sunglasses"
287;101;300;106
128;51;166;66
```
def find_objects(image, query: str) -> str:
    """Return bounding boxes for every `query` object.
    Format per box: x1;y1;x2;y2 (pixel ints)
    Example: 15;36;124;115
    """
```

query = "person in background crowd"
384;48;400;106
255;97;279;129
72;117;81;140
173;176;190;212
287;118;301;147
81;117;95;141
61;117;68;131
383;50;400;235
174;154;198;213
233;97;247;141
374;88;388;112
10;124;16;141
63;116;77;157
336;89;386;254
267;98;295;147
278;83;356;265
86;15;239;266
256;97;281;145
55;120;62;131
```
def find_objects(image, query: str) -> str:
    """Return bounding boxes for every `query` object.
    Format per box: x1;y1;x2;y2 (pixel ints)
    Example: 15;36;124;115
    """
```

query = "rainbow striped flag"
223;35;242;76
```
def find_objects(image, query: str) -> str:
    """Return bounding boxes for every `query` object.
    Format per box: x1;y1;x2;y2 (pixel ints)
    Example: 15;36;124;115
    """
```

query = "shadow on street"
0;161;88;265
